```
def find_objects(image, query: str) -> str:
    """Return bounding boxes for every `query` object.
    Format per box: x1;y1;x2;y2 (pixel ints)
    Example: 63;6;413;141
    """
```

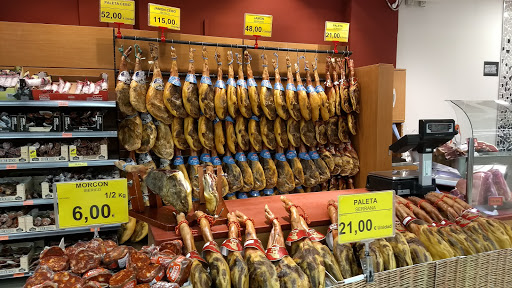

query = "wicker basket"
333;248;512;288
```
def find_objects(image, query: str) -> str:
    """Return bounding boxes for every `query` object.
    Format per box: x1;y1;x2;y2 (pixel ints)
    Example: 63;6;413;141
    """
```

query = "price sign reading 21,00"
56;179;128;229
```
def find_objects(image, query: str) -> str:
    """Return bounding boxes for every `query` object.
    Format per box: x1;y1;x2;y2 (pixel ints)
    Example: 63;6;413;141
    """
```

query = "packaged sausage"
86;238;107;255
24;266;54;288
82;267;112;284
53;271;83;288
152;282;180;288
109;268;136;288
128;251;150;270
65;241;88;257
39;255;69;272
29;281;58;288
135;284;151;288
40;246;65;259
70;249;101;274
103;240;118;252
83;281;104;288
158;240;183;255
165;255;192;285
103;245;130;269
136;263;164;284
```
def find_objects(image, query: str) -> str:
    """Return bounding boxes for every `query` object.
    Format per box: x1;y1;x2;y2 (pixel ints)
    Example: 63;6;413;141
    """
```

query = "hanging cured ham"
130;44;148;113
214;118;225;155
186;151;200;200
182;48;201;118
235;211;280;287
338;116;350;143
309;149;330;184
145;169;192;213
315;121;328;145
116;46;137;116
198;47;216;120
247;151;266;191
348;58;361;113
224;212;249;288
330;57;342;116
326;145;342;175
327;117;341;145
245;51;261;117
272;56;289;120
171;117;189;150
173;150;191;191
175;213;212;287
145;44;173;124
286;118;301;147
274;148;294;193
225;116;237;154
119;114;142;151
260;149;278;189
235;151;254;193
235;115;250;151
222;152;244;193
298;145;319;188
274;117;288;148
211;152;229;198
313;60;330;121
164;46;187;118
300;119;317;147
260;117;277;150
324;57;336;117
236;53;252;118
260;54;277;120
286;148;304;187
152;120;173;160
295;63;311;121
184;117;202;151
285;56;301;121
198;115;214;151
348;113;357;135
248;116;263;152
227;51;239;118
214;53;228;120
338;58;352;114
318;146;335;174
264;205;309;287
305;61;321;122
136;113;157;154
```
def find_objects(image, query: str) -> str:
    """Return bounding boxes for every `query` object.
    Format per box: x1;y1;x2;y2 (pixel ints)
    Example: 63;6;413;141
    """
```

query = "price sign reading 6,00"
99;0;135;25
244;13;273;38
148;3;180;30
337;190;395;244
56;179;128;229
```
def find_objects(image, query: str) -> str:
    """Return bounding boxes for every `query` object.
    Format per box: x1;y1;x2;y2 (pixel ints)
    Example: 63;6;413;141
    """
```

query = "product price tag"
148;3;180;30
56;179;128;229
99;0;135;25
489;196;504;206
337;190;394;244
244;13;273;37
69;162;88;167
324;21;350;42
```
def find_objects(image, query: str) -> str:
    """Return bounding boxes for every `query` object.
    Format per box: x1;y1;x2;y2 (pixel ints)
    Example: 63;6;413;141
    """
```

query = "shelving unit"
0;199;54;208
0;160;117;170
0;224;121;240
0;271;33;280
0;100;116;108
0;131;117;139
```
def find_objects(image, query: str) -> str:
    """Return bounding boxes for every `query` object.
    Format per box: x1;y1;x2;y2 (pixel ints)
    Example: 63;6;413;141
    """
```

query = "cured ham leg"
225;116;237;154
195;211;231;288
236;115;250;151
264;205;309;288
274;147;294;193
176;213;211;287
330;58;342;116
146;44;173;124
287;147;304;187
235;211;279;287
286;118;301;147
272;56;289;120
199;47;215;120
348;58;360;113
338;58;352;114
245;51;261;117
312;60;330;121
327;200;359;278
130;45;148;113
285;56;301;121
237;53;252;118
260;54;277;120
324;57;336;117
227;51;239;118
224;213;249;288
182;48;201;118
305;61;321;122
214;52;228;120
295;63;311;121
280;196;325;287
248;116;263;151
164;46;187;118
171;117;189;150
116;46;137;116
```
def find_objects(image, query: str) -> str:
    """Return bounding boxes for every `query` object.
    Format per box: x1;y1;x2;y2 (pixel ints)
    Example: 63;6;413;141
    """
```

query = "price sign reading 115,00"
148;3;180;30
56;179;128;229
337;191;395;243
244;13;273;38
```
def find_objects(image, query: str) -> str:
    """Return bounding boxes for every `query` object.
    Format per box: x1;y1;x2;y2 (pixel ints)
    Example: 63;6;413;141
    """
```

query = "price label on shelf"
244;13;273;37
56;179;128;229
99;0;135;25
337;191;394;244
489;196;504;206
69;162;87;167
324;21;350;42
148;3;180;30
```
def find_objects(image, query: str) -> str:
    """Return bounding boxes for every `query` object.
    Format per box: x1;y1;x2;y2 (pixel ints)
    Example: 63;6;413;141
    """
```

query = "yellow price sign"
99;0;135;25
56;179;128;229
244;13;273;37
324;21;350;42
338;191;395;244
68;162;87;167
148;3;180;30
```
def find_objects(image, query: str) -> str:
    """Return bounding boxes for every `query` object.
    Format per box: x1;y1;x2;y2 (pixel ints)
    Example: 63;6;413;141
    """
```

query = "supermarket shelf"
0;271;33;280
0;160;117;170
0;198;54;208
0;131;117;139
0;224;120;240
0;100;116;108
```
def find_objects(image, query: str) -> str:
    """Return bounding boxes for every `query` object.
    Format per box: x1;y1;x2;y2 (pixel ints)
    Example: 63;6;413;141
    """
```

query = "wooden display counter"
148;189;367;245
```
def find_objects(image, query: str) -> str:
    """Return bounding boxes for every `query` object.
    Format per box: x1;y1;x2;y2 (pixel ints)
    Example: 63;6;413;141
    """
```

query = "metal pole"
466;137;475;205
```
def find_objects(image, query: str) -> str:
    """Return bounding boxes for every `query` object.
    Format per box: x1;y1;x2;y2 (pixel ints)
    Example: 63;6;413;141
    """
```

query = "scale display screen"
426;123;453;133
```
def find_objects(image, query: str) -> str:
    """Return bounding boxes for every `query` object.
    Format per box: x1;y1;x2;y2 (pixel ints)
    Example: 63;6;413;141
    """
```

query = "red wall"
0;0;397;66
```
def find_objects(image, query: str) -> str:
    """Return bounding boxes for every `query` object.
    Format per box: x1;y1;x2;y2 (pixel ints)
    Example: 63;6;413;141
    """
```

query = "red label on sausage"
307;228;326;242
202;240;220;254
221;238;243;256
461;209;480;221
265;245;288;261
166;256;185;282
186;250;206;263
83;268;110;279
285;229;308;246
244;239;265;253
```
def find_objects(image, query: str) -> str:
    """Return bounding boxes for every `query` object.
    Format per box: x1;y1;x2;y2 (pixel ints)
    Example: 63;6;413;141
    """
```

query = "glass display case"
448;100;512;216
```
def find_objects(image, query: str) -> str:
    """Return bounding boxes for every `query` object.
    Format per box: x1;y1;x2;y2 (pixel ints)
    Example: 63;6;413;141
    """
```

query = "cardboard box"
63;114;103;132
69;144;108;161
0;215;27;234
29;145;68;162
0;177;32;202
31;176;53;199
23;210;56;232
0;242;34;275
0;115;18;133
0;146;29;163
18;113;61;132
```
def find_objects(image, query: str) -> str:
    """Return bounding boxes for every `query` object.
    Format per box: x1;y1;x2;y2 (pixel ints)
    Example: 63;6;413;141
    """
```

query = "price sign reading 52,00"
57;179;128;229
99;0;135;25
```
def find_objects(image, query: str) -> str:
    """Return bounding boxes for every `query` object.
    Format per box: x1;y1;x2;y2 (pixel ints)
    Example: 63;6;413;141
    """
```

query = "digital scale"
366;119;458;196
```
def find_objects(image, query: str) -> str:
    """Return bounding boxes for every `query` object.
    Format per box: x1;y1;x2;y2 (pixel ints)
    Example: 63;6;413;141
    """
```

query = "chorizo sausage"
128;251;150;270
109;268;136;288
103;246;130;269
151;282;180;288
82;268;112;284
136;263;165;283
165;255;192;285
86;238;106;255
70;249;101;274
53;271;83;288
83;281;103;288
158;240;183;255
39;255;69;272
103;240;118;252
40;247;65;259
135;284;151;288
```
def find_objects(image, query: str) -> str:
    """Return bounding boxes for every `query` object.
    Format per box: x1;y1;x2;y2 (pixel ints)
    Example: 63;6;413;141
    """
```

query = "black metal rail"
116;35;352;56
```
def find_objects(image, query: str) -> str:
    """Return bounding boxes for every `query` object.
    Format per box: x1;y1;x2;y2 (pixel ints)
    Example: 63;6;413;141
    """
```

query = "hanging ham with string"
116;45;137;116
129;44;148;113
182;48;201;118
260;53;277;120
146;43;173;124
164;46;187;118
198;46;216;120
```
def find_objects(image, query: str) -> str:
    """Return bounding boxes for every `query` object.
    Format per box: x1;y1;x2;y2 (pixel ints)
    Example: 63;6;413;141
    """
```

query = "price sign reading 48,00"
56;179;128;229
337;191;395;244
244;13;273;38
